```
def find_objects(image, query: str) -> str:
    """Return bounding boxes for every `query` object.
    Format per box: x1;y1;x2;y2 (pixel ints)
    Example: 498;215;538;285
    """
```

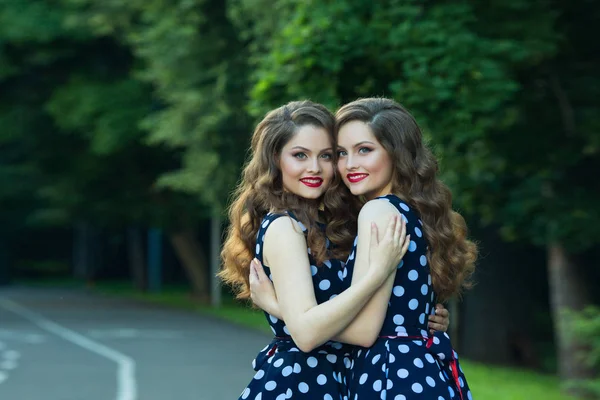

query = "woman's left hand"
428;304;450;334
249;258;282;319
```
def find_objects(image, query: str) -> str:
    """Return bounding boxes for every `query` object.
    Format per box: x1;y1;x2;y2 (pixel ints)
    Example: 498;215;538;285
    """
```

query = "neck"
365;182;394;201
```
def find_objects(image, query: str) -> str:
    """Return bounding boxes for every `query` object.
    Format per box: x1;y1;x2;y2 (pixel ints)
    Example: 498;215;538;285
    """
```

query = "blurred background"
0;1;598;399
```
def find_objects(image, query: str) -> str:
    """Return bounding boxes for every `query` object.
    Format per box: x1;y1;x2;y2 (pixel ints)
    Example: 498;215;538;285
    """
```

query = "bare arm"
251;261;450;339
263;215;404;352
331;199;404;347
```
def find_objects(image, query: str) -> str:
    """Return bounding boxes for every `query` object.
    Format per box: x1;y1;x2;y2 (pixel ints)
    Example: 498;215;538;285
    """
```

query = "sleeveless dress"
238;211;353;400
345;195;473;400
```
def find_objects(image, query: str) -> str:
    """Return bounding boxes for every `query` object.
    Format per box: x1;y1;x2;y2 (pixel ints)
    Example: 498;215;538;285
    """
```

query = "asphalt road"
0;286;270;400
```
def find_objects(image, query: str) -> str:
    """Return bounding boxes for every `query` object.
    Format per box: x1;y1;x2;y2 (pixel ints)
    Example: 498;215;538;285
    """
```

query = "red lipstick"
347;173;368;183
300;177;323;188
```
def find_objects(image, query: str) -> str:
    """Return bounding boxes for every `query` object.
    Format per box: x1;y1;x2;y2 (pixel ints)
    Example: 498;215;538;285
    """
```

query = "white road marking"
2;350;19;361
0;329;46;344
0;360;17;370
0;299;137;400
0;341;19;385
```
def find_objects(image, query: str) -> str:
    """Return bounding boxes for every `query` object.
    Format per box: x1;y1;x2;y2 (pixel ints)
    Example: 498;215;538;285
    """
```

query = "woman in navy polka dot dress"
220;100;411;400
335;98;477;400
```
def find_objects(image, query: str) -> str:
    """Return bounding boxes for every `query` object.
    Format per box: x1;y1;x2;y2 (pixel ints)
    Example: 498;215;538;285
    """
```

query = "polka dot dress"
345;195;473;400
238;212;352;400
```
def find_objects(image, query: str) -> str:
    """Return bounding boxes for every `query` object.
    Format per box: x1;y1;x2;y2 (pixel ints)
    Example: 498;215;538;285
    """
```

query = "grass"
16;279;577;400
463;360;577;400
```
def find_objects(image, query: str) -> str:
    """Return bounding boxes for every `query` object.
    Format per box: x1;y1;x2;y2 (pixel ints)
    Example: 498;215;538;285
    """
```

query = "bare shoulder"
263;215;305;240
263;215;307;254
358;198;401;223
263;215;308;267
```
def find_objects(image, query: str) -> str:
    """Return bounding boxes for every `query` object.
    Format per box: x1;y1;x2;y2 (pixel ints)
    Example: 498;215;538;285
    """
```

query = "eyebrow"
337;141;375;150
291;146;333;153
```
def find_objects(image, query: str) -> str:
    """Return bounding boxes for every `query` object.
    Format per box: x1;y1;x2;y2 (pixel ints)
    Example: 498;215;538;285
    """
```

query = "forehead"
283;125;332;150
337;121;376;145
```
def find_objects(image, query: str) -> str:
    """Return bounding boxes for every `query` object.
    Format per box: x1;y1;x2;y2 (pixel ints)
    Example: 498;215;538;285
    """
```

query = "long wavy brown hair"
220;100;355;300
335;98;477;301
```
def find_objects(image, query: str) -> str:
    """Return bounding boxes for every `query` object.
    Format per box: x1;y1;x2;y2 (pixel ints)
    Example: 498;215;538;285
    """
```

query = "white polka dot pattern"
239;212;353;399
346;195;473;400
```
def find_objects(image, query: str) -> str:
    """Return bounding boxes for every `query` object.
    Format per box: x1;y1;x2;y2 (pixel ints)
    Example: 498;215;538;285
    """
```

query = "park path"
0;286;269;400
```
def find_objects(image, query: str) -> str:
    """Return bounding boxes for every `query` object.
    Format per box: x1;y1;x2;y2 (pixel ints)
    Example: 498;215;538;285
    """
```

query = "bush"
567;306;600;398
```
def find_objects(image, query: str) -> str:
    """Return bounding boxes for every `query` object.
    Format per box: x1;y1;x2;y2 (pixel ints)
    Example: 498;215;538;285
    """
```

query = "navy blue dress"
345;195;473;400
238;212;353;400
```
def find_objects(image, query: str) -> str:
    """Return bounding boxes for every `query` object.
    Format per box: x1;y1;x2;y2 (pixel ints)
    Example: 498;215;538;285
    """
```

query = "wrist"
267;300;281;318
365;265;387;288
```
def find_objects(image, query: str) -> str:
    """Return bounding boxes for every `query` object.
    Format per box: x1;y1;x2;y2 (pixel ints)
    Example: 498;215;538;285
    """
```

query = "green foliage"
0;0;597;278
237;0;599;252
47;78;151;154
62;0;252;212
566;306;600;398
465;0;600;252
0;0;189;229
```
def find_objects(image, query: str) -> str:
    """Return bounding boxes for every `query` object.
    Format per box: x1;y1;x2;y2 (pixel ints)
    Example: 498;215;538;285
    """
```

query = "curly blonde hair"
335;98;477;301
220;100;355;299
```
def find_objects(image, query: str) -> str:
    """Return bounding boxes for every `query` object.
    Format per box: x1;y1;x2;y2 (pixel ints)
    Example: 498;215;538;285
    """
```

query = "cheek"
368;153;390;174
280;157;300;179
336;158;347;173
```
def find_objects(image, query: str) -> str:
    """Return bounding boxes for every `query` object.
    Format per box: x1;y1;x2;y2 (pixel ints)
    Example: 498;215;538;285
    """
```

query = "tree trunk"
73;221;89;280
547;243;593;386
127;227;146;291
168;228;210;303
72;222;103;285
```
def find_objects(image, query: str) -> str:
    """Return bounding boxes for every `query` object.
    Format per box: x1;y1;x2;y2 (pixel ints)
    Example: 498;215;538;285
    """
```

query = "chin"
347;185;367;196
296;189;325;200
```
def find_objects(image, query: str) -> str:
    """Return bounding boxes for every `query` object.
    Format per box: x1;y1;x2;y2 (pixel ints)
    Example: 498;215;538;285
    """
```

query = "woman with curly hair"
220;100;412;400
251;97;476;399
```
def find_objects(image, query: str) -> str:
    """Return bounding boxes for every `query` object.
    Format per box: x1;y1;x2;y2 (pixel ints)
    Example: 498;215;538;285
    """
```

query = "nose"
345;154;357;171
307;157;321;174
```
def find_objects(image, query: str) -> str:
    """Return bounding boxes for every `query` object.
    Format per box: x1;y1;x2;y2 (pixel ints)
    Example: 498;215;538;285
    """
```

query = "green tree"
0;1;203;293
60;0;255;300
465;0;600;389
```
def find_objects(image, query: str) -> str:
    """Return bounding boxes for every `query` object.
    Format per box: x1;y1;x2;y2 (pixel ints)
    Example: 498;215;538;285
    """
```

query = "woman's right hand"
249;258;282;318
367;215;410;284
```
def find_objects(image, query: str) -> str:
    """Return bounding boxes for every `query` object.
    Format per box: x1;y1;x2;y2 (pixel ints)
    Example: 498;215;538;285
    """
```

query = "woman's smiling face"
337;120;393;200
279;124;334;199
